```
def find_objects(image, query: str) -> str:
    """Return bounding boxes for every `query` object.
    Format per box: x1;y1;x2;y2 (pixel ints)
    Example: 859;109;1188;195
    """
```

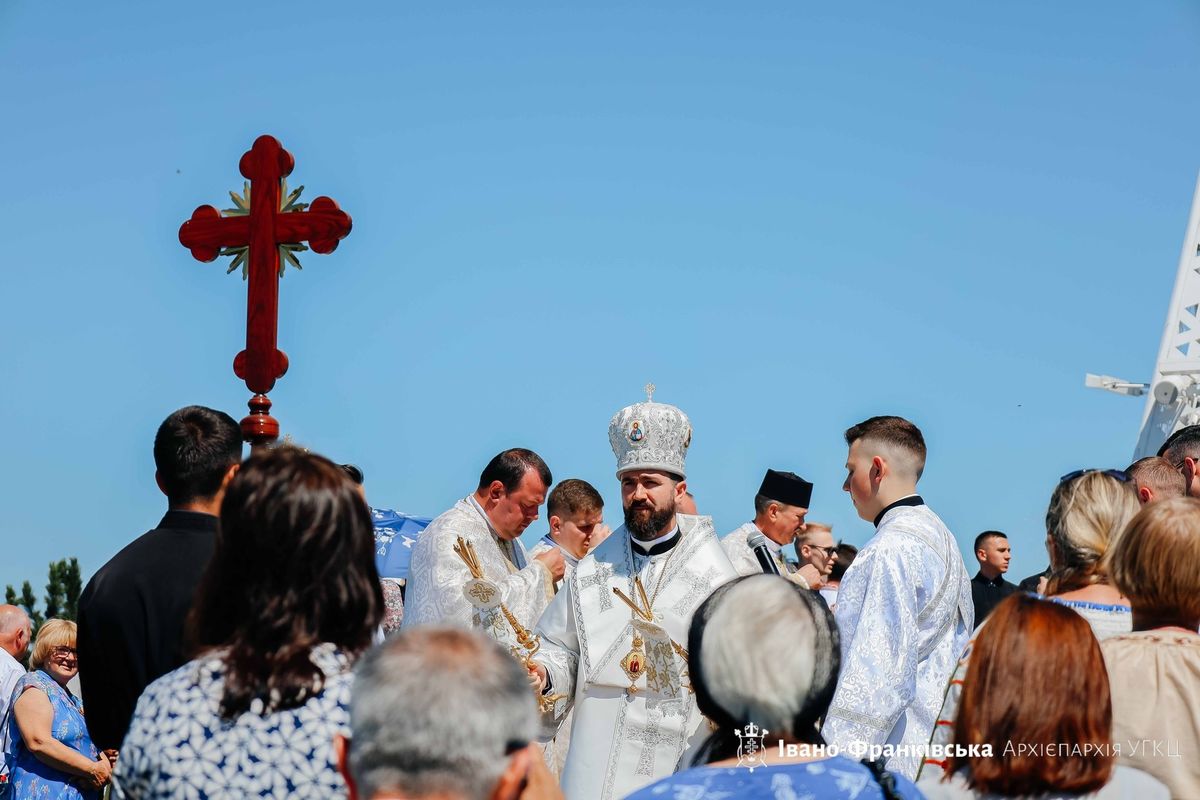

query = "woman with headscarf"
625;574;922;800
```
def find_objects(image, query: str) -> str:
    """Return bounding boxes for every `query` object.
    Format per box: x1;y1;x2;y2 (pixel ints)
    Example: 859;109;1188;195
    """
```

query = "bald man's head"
0;605;32;659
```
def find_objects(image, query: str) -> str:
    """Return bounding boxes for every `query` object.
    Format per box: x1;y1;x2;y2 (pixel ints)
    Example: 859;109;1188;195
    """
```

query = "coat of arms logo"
733;723;769;771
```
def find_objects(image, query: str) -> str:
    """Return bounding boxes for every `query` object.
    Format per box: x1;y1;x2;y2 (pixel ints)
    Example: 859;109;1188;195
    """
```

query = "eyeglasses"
809;544;838;558
1058;469;1131;485
49;646;77;661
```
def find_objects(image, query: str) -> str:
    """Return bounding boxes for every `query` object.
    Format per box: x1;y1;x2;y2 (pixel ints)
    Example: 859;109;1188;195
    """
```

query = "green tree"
11;580;45;630
44;558;81;621
5;558;81;635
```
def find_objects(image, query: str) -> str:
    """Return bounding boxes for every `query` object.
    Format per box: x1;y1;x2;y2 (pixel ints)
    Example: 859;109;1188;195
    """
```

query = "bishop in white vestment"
403;450;558;631
531;390;737;800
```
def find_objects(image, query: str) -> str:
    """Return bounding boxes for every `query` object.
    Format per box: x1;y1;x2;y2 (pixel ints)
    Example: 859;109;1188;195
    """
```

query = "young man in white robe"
822;415;973;779
722;468;822;589
527;477;608;777
402;448;564;630
530;391;738;800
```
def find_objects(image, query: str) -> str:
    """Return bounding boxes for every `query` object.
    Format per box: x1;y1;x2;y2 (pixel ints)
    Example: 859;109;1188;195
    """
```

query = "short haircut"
1157;424;1200;465
687;575;839;765
30;619;76;671
844;416;927;479
1044;471;1140;595
547;478;603;519
946;594;1113;795
346;628;537;800
153;406;243;506
1109;497;1200;625
1126;456;1186;500
796;523;832;547
829;543;858;582
973;530;1007;552
477;448;552;494
0;606;30;636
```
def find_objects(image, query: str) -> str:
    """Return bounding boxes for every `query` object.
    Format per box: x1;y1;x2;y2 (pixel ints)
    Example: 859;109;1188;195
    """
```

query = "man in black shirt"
970;530;1017;627
77;406;242;749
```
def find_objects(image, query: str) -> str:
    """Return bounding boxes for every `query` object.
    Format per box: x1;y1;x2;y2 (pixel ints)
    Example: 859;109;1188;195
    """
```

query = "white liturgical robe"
402;496;552;630
533;514;737;800
822;499;973;779
721;522;810;588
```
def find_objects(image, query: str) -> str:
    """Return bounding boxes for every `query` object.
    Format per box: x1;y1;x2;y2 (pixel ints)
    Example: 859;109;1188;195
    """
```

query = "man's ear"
154;470;169;498
675;479;688;501
220;462;240;490
1138;486;1153;504
334;735;358;800
489;744;532;800
871;455;887;484
549;514;562;534
488;480;507;502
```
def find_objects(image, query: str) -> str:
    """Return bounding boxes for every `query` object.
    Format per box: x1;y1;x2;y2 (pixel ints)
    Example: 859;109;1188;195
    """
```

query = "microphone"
747;531;781;576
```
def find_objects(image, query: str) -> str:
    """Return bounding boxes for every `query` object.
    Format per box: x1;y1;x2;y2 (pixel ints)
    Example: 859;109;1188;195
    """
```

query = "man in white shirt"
0;605;32;790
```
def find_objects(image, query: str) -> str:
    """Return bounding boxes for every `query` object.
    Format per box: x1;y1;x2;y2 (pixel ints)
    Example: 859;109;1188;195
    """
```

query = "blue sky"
2;1;1199;593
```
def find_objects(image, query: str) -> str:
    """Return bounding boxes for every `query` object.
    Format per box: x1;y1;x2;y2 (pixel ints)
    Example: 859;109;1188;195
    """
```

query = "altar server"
402;449;563;630
822;416;972;779
530;389;737;800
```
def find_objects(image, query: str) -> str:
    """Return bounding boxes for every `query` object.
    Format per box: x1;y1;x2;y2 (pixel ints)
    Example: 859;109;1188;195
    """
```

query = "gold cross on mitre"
645;382;656;403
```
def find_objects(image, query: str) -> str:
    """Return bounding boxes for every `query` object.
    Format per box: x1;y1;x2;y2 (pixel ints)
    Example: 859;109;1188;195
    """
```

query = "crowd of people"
0;397;1198;800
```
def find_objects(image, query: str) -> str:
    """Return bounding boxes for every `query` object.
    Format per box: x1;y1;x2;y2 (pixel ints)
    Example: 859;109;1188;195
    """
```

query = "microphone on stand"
747;531;781;576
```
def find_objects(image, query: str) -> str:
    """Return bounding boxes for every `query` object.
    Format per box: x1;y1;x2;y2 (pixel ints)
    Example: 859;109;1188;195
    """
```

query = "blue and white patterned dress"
4;669;100;800
624;757;925;800
112;644;354;799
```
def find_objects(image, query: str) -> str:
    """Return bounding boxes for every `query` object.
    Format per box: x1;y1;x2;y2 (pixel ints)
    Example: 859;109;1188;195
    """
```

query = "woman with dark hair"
112;447;384;799
626;575;922;800
918;594;1166;799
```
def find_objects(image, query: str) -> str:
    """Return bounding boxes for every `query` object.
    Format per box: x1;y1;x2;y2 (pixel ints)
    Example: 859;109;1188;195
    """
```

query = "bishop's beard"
624;501;675;541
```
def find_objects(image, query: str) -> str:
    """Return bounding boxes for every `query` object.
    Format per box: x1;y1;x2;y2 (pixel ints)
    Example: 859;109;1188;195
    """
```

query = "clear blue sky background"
3;2;1199;594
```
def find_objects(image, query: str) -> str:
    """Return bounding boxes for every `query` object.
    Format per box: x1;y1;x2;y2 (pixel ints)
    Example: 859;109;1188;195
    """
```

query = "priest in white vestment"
822;416;973;780
530;390;737;800
403;448;563;631
722;468;821;590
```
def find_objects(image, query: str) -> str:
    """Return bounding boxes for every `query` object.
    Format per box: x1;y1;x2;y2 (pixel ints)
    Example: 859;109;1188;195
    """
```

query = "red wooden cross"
178;134;352;447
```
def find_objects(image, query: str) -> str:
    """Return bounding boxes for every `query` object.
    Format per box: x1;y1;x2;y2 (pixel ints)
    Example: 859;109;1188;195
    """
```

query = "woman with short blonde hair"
4;618;111;798
1102;496;1200;799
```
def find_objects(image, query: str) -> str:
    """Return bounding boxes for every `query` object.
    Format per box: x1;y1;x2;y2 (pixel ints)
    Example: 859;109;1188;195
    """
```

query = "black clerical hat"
758;469;813;508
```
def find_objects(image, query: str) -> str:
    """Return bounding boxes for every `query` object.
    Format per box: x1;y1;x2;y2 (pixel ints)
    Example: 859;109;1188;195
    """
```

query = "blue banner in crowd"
370;507;433;581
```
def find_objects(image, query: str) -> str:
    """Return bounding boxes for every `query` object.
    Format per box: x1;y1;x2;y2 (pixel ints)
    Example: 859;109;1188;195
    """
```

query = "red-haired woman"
918;594;1166;799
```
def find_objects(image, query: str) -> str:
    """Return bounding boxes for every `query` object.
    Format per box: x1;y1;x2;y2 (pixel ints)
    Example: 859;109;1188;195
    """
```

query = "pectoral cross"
178;135;353;447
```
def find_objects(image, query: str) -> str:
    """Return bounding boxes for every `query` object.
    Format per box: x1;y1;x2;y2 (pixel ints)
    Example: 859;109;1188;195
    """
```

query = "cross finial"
645;382;656;403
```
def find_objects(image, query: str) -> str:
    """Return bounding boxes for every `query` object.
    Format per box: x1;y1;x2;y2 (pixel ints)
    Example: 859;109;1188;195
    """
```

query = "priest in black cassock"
76;406;242;750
